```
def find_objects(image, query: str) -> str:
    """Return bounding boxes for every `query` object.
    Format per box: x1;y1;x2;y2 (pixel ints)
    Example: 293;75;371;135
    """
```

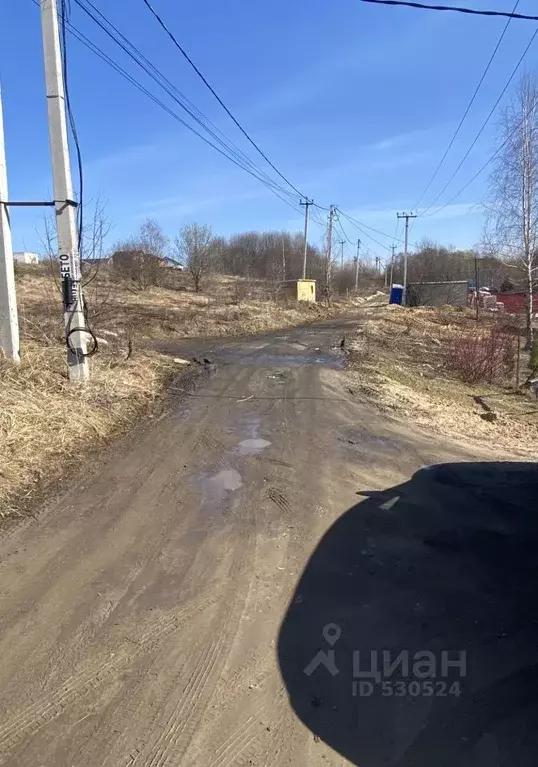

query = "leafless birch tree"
486;74;538;347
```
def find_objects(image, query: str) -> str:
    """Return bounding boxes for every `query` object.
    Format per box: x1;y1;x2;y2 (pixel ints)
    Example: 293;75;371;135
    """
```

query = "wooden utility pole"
300;198;313;279
397;212;417;305
354;238;361;292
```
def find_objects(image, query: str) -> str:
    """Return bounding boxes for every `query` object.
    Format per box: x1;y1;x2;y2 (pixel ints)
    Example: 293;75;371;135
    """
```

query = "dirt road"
0;317;536;766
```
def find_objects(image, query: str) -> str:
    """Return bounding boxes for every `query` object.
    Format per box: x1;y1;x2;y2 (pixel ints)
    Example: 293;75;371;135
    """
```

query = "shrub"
444;327;515;384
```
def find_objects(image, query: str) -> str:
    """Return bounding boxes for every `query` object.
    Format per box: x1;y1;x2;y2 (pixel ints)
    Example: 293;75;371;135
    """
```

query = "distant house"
14;251;39;265
161;256;184;271
110;250;184;271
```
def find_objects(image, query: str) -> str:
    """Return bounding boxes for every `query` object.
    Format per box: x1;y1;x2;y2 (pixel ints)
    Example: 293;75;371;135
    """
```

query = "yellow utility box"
296;279;316;302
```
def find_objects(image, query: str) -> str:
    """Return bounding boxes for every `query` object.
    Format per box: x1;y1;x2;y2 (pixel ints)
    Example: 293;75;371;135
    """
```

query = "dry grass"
0;341;177;516
15;269;354;346
345;304;538;456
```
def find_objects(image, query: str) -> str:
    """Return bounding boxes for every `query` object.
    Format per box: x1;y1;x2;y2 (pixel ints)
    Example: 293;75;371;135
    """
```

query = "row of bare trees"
104;219;383;297
390;240;516;290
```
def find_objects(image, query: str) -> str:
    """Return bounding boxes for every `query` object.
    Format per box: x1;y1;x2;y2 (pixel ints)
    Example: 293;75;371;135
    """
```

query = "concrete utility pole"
300;198;313;279
41;0;89;381
397;212;417;305
326;205;335;302
339;240;345;269
354;238;361;292
282;236;286;281
0;88;19;363
389;243;395;288
474;255;480;322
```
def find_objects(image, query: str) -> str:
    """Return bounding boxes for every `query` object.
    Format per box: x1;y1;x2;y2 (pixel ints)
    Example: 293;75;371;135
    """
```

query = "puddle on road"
238;438;272;455
212;347;345;369
208;468;243;493
193;468;243;518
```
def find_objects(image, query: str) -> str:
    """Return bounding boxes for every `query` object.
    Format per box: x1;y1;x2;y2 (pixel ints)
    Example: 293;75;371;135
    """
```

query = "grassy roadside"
344;304;538;456
1;268;362;516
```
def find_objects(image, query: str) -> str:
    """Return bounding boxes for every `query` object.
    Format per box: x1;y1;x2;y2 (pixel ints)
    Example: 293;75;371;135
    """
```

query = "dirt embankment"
345;304;538;457
1;269;364;516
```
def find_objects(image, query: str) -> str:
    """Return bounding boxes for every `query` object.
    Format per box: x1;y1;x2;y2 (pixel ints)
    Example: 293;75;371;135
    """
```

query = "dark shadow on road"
278;462;538;766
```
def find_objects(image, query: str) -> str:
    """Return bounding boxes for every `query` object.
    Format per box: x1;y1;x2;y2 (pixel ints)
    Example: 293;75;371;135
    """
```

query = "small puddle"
208;468;243;493
193;468;243;518
238;438;272;455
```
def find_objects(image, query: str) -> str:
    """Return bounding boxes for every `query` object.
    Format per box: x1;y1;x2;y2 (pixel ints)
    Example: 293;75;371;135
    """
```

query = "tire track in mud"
0;592;217;757
122;458;261;765
0;372;254;763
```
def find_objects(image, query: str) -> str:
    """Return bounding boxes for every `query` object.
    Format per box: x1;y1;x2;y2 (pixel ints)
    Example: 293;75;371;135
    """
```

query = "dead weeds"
0;341;178;516
346;304;538;456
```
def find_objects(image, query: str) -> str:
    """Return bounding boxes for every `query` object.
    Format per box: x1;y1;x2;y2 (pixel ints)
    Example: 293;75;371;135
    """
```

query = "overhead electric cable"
139;0;308;199
357;0;538;22
412;0;521;210
420;24;538;215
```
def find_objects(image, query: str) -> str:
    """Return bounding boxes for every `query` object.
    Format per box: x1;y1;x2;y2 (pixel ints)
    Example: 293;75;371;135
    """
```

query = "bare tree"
139;218;168;259
175;223;214;292
111;219;169;291
486;74;538;347
38;199;116;340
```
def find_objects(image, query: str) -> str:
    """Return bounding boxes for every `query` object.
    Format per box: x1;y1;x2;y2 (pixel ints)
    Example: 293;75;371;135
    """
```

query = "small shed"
296;279;316;302
407;280;468;308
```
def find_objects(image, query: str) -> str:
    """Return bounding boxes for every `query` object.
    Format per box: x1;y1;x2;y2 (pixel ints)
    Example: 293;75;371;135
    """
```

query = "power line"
72;0;295;200
334;216;355;247
59;0;84;253
139;0;307;200
426;104;535;217
420;24;538;215
338;209;406;244
76;0;296;203
315;202;407;245
357;0;538;21
46;0;306;215
337;210;386;255
412;0;520;210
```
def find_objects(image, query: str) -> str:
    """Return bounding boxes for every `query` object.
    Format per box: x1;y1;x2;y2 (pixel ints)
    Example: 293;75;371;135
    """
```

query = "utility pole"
339;240;345;269
354;238;361;292
326;205;335;303
474;255;480;322
282;236;286;282
397;212;417;305
41;0;89;381
300;198;313;279
389;243;395;288
0;88;19;363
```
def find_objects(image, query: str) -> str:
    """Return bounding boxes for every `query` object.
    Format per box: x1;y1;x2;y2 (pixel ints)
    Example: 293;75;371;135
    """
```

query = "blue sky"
1;0;537;263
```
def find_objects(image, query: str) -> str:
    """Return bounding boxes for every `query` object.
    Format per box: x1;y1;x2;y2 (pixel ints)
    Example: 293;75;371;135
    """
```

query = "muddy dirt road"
0;318;536;766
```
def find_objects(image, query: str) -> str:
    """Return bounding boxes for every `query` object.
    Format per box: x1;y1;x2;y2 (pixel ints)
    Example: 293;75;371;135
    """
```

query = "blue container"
389;284;403;305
